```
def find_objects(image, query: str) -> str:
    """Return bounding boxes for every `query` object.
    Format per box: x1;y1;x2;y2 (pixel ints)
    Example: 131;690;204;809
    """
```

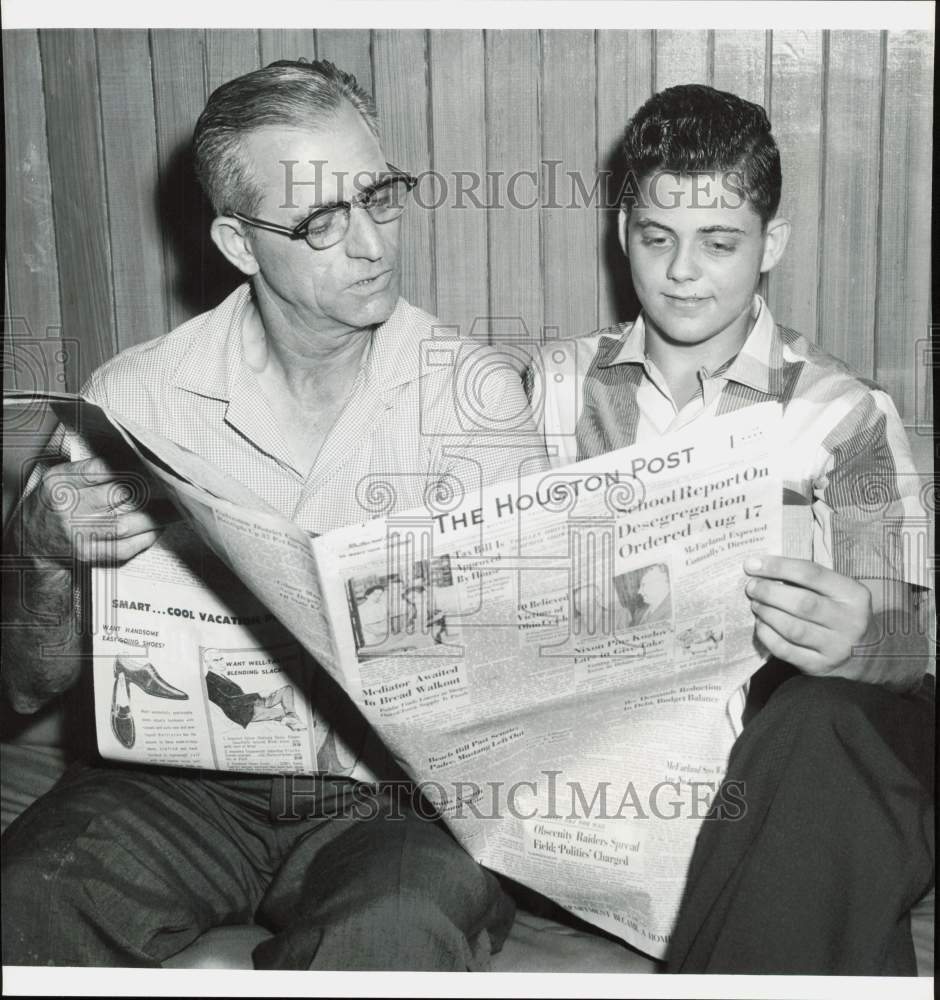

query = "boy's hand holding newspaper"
744;555;873;674
744;555;925;690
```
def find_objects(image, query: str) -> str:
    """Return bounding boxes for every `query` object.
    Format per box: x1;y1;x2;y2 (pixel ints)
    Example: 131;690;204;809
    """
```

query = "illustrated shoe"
116;659;188;700
110;671;136;749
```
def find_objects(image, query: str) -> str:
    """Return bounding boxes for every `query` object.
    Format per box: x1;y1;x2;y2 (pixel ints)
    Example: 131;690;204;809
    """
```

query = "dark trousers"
666;671;935;974
1;764;514;969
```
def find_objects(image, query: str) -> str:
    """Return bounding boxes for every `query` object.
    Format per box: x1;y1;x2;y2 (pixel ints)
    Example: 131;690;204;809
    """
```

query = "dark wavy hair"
193;58;379;217
621;84;781;226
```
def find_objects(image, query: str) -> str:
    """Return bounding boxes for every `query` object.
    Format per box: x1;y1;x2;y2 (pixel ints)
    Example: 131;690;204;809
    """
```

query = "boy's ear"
210;217;260;277
759;217;791;274
617;208;629;257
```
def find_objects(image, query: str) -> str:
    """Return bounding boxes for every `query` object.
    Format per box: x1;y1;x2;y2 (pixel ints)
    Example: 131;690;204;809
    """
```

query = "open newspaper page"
6;391;381;781
311;402;783;957
94;519;324;774
93;414;391;782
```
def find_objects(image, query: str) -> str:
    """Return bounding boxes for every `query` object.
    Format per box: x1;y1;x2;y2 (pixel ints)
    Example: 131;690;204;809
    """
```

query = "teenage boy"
532;85;933;974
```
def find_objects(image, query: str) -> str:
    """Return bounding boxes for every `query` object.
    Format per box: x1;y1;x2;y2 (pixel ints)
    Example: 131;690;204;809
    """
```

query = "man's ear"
617;207;629;257
210;217;260;277
759;217;790;274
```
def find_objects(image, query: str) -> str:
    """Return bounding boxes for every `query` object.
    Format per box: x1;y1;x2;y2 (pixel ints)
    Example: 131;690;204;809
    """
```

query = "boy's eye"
640;234;672;248
704;240;736;254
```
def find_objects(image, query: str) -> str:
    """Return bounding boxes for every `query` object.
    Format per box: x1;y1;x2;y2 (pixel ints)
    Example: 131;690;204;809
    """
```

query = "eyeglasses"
232;165;417;251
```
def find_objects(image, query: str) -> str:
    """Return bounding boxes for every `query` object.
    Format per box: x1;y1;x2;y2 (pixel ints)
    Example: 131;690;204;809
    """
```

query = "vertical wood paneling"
817;30;883;374
712;30;767;104
372;30;434;315
3;29;933;441
39;29;115;392
205;29;260;93
3;29;63;391
202;27;262;317
96;29;168;352
877;31;933;425
596;30;653;329
654;30;710;90
484;30;543;345
259;29;317;66
150;30;211;331
428;30;487;335
541;30;597;339
766;30;824;339
712;30;772;300
316;30;373;96
202;33;257;313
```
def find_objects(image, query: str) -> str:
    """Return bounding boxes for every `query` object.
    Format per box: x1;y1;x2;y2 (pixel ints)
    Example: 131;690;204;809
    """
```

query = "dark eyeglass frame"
232;165;417;250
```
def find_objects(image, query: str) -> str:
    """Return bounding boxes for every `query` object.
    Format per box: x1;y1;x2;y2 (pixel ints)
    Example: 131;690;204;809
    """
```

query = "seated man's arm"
2;453;163;714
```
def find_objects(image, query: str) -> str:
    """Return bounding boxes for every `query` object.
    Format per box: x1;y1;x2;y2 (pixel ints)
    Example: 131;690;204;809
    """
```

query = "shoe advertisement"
94;521;372;778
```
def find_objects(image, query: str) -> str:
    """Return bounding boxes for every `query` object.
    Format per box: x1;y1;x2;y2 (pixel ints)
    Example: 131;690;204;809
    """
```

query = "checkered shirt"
73;283;545;530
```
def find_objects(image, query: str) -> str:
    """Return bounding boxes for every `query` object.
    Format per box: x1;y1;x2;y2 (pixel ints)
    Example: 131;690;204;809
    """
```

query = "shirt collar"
599;295;781;396
172;286;422;404
365;297;427;402
172;283;253;401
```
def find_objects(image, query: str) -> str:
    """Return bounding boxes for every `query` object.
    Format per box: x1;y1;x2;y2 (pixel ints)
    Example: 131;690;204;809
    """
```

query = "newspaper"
5;390;786;956
311;402;785;955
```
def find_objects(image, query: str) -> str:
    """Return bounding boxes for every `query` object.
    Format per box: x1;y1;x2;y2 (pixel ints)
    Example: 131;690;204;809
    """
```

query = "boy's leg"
254;782;516;970
666;673;934;974
1;761;276;966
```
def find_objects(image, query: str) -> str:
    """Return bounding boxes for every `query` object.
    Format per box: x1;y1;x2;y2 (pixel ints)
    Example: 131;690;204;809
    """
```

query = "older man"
1;59;541;970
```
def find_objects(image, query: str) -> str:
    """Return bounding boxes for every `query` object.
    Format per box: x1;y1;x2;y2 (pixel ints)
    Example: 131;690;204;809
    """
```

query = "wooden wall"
3;28;934;433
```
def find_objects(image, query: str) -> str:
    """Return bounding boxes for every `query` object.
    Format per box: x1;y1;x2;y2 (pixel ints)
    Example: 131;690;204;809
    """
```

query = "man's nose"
344;206;385;260
666;241;700;282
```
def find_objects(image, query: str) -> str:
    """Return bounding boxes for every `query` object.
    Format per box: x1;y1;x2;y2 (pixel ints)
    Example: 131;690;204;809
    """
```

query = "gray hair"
192;58;379;217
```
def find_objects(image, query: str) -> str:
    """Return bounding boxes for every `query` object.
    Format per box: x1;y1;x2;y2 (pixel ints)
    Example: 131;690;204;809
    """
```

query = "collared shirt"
532;295;927;587
81;284;544;533
53;284;546;777
531;296;930;730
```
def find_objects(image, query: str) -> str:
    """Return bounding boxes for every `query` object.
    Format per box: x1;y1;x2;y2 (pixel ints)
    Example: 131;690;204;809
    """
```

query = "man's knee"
370;817;509;930
2;840;91;965
261;890;494;970
390;815;514;935
257;810;514;969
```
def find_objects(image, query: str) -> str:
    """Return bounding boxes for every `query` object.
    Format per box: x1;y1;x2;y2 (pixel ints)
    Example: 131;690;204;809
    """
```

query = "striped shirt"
530;295;928;588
